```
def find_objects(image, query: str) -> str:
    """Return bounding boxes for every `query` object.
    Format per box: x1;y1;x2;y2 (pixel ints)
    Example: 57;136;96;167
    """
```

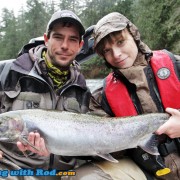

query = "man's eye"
70;38;78;42
103;49;110;54
117;40;124;45
54;36;62;40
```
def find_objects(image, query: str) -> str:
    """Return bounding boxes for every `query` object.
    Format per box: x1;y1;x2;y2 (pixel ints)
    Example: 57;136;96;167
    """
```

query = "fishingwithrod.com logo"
0;169;76;178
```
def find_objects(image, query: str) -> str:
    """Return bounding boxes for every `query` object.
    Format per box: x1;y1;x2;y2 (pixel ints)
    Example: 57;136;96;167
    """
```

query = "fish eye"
0;118;6;127
0;125;8;133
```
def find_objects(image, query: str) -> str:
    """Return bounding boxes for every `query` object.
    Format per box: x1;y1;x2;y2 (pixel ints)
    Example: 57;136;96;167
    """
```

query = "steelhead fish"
0;109;169;162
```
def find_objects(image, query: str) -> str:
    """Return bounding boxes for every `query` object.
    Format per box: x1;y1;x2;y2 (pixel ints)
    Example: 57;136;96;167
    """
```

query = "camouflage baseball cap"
93;12;130;49
46;10;85;36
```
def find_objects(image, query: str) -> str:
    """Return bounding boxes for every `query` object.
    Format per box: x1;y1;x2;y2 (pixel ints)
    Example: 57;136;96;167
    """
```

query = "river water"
86;79;103;92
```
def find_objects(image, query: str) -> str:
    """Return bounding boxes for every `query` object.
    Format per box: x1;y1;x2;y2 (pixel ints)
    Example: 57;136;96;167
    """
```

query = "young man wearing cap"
88;12;180;179
0;10;91;179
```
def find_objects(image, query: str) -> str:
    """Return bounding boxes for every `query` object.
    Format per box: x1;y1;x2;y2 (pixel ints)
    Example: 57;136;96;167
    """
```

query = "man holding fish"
0;9;91;180
21;12;180;180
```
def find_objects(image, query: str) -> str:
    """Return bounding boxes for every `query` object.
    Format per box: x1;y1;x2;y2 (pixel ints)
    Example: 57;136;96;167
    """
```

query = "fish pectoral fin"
96;153;119;163
139;134;160;155
20;137;40;152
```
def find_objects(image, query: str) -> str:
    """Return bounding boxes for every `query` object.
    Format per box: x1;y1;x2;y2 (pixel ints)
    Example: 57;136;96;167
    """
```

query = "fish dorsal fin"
139;134;159;155
96;153;119;163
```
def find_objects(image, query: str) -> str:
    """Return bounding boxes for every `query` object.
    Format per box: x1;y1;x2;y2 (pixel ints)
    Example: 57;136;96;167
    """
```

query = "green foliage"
0;0;55;60
133;0;180;54
0;8;20;59
80;0;134;28
81;55;111;78
0;0;179;77
163;0;180;54
25;0;48;38
58;0;78;11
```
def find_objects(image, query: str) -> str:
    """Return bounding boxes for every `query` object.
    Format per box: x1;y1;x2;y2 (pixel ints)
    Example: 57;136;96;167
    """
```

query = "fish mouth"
0;132;19;142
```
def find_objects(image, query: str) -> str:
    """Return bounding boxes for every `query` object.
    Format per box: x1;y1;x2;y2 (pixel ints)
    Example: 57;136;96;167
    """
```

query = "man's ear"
44;33;48;46
78;40;84;52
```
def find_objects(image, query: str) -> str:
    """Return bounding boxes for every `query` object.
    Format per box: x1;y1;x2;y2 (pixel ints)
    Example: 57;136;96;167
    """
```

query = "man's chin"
55;61;72;69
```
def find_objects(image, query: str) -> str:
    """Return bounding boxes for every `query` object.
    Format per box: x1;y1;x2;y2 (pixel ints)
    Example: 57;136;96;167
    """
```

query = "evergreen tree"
58;0;78;12
25;0;48;39
0;8;19;59
0;0;179;62
133;0;180;53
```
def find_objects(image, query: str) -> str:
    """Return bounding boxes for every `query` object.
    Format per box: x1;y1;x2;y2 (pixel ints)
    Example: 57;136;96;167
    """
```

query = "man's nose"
112;46;121;58
61;39;68;49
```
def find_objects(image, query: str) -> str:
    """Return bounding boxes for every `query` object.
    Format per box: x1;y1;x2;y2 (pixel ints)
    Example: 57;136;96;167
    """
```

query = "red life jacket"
104;50;180;117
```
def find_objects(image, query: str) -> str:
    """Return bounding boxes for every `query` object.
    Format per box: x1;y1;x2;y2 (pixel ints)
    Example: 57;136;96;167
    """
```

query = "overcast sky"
0;0;26;16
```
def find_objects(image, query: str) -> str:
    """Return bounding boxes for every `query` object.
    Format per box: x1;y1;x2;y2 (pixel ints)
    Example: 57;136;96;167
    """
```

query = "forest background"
0;0;179;78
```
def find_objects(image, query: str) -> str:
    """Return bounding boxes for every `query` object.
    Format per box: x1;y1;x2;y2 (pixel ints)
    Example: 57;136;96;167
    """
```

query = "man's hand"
156;108;180;138
17;132;50;157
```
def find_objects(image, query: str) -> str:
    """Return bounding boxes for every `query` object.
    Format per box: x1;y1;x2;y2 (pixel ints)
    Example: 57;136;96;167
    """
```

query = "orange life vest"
104;50;180;117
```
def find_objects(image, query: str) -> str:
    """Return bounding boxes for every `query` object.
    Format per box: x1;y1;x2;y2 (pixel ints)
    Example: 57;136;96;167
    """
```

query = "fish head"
0;112;24;142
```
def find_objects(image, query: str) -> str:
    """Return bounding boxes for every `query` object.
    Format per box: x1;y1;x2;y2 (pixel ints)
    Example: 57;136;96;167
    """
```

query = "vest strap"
159;138;180;157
